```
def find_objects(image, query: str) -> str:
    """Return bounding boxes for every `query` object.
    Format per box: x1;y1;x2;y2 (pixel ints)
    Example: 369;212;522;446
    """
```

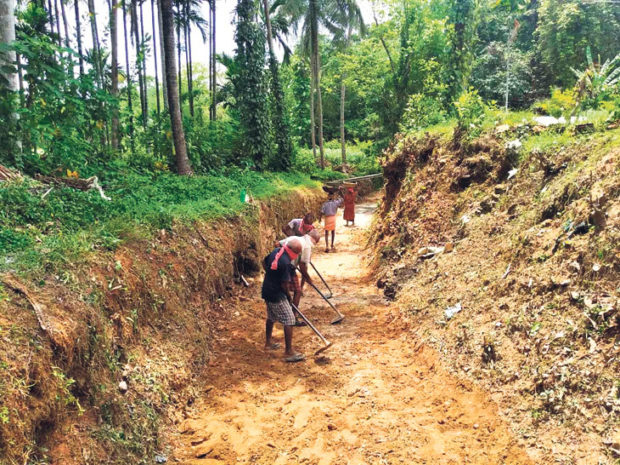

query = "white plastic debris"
533;116;566;126
505;139;522;151
507;168;519;180
444;302;462;320
461;215;471;224
118;381;128;393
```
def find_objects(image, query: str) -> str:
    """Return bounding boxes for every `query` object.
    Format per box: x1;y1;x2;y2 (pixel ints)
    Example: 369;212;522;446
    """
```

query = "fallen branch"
35;174;111;200
0;164;22;182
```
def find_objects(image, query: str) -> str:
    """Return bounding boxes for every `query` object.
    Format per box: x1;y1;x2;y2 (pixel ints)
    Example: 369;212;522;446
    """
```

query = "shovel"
290;302;333;355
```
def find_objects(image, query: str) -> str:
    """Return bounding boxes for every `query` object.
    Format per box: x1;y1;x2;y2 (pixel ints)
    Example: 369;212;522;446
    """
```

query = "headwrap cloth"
270;245;299;270
300;219;314;233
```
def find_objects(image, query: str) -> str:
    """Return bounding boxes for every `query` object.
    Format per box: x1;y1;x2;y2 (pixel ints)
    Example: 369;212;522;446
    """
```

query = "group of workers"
261;185;357;362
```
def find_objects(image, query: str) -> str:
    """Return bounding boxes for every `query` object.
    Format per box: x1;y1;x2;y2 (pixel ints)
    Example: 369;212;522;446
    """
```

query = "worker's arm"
298;261;313;287
281;280;293;303
282;225;294;237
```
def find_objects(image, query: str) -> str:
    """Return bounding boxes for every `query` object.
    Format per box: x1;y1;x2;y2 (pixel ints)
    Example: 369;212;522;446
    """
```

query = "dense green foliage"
0;169;319;272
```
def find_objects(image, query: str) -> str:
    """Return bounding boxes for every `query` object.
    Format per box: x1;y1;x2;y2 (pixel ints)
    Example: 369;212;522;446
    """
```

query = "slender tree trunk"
176;5;181;100
262;0;291;168
340;27;350;165
309;65;317;160
0;0;21;164
187;17;194;115
110;0;119;149
60;0;72;74
309;0;324;167
131;0;146;125
158;0;168;109
87;0;103;88
47;0;54;36
17;53;24;94
123;0;135;152
340;80;346;164
54;0;62;46
74;0;84;76
184;0;193;116
60;0;69;48
314;54;325;168
139;0;148;121
209;0;216;120
159;0;192;174
151;0;160;116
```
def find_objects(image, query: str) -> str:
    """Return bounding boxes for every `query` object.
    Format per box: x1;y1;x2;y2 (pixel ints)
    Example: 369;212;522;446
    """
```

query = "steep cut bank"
374;127;619;464
0;187;323;465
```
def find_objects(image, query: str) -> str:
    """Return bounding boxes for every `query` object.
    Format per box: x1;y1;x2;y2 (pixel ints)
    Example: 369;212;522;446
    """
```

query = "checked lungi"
266;298;296;326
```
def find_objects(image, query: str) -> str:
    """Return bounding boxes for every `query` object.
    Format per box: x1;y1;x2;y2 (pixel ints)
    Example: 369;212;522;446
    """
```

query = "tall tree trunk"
309;0;324;168
184;0;193;116
340;80;346;164
74;0;84;76
131;0;146;125
139;0;148;121
159;0;192;174
123;0;135;152
151;0;161;116
47;0;54;36
59;0;72;75
110;0;119;149
309;66;316;160
54;0;62;46
176;5;181;101
87;0;103;88
340;27;351;165
158;0;168;109
209;0;215;120
0;0;21;164
262;0;291;169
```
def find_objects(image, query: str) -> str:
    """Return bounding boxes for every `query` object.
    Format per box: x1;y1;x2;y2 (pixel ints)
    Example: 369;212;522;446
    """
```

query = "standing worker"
262;238;305;362
319;191;343;253
343;186;357;227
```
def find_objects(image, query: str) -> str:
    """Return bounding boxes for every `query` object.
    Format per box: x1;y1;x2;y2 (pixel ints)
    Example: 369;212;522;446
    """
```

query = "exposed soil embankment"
0;188;323;464
373;129;619;464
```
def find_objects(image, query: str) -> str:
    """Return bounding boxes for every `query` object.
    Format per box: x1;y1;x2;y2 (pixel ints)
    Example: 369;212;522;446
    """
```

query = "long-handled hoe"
290;302;333;355
309;262;333;299
298;265;345;324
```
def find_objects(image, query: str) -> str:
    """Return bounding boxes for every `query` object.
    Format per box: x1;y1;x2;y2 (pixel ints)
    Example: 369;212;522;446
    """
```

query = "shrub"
539;88;576;118
401;94;447;132
454;88;487;138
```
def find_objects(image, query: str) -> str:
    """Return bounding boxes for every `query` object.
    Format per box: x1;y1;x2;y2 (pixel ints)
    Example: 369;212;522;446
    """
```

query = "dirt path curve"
172;195;534;465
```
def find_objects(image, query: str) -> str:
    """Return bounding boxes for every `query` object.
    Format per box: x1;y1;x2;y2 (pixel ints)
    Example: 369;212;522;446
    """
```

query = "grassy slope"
0;170;321;275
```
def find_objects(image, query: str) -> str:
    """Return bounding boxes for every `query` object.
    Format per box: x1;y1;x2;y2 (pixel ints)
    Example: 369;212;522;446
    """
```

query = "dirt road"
172;196;534;465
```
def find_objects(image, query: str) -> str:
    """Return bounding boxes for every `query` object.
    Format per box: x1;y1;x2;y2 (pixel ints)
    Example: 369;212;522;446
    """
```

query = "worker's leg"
331;231;335;248
284;325;294;355
324;230;329;252
265;319;274;349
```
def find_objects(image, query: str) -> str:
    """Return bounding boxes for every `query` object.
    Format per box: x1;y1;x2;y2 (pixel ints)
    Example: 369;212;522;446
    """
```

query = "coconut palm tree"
278;0;363;168
327;0;364;165
159;0;193;174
